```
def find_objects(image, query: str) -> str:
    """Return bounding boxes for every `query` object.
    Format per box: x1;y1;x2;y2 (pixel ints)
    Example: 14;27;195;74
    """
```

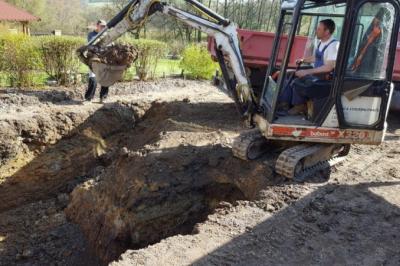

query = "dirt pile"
0;98;146;212
0;87;86;180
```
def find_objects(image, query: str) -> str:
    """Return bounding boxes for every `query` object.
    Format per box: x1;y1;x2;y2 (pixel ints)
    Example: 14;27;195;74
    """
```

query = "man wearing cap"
84;19;110;103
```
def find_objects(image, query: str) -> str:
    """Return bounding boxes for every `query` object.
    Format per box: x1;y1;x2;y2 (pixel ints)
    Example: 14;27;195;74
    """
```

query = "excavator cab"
257;0;400;145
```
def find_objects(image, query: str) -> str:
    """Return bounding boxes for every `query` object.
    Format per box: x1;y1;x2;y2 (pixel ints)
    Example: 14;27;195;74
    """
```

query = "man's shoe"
99;96;108;103
82;98;93;105
288;104;306;115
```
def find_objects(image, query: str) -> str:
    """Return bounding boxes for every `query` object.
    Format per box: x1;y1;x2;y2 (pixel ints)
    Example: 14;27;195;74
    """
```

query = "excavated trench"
2;85;400;266
0;93;274;264
65;100;274;263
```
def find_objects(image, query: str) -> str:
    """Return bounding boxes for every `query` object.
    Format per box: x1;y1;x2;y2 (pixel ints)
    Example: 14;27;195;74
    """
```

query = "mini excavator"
78;0;400;181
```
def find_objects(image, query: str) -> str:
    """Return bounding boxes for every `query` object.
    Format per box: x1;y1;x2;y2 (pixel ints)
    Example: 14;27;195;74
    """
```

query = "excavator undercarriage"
232;130;350;181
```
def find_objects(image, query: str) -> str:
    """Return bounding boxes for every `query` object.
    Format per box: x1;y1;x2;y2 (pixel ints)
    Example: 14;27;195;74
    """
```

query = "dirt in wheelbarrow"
0;79;399;265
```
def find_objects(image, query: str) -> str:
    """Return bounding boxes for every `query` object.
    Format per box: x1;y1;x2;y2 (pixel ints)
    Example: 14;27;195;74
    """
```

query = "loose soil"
0;79;399;266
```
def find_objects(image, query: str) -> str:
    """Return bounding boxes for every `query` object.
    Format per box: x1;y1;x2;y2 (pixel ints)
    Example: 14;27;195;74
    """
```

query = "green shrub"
122;38;167;80
0;36;5;71
0;34;42;87
180;44;218;80
37;36;85;85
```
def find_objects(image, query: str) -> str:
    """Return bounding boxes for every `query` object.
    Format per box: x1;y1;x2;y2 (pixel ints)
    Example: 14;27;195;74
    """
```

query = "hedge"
38;36;85;85
0;34;85;87
180;44;219;80
0;35;174;87
121;38;168;81
0;34;42;87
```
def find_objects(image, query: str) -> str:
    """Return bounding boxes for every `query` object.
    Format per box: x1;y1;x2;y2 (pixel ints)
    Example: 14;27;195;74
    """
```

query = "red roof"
0;0;39;22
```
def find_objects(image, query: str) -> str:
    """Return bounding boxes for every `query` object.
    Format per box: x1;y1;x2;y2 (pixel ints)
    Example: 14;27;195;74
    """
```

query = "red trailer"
208;29;400;80
208;29;400;111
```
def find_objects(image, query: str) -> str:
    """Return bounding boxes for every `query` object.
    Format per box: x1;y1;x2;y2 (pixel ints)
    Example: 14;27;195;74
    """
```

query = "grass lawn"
124;58;182;81
0;72;48;87
0;59;183;87
155;58;182;76
77;58;182;81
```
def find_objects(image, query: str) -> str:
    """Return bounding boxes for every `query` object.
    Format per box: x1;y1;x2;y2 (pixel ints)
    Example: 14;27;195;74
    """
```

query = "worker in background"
84;19;110;103
286;19;339;115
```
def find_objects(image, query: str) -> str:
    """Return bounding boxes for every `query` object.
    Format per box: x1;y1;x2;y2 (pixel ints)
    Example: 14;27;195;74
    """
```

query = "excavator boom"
80;0;255;120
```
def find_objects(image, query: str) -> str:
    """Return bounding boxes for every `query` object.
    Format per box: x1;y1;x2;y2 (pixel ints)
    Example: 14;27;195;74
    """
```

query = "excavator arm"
82;0;256;120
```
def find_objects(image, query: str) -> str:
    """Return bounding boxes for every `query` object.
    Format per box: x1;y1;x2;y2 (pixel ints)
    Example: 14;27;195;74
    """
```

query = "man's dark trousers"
85;77;109;101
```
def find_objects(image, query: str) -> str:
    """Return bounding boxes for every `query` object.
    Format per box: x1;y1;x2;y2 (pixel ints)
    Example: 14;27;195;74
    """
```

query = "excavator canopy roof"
283;0;400;12
281;0;397;9
282;0;344;10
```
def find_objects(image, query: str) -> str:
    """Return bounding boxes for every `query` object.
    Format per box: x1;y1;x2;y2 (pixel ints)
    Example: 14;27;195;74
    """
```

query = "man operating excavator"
279;19;339;115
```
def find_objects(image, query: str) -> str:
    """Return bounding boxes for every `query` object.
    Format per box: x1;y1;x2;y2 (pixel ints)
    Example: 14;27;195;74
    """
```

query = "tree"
6;0;86;35
7;0;282;42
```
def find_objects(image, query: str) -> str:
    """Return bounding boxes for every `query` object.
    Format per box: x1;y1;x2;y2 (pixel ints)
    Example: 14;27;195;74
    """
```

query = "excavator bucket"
77;44;138;87
91;62;129;87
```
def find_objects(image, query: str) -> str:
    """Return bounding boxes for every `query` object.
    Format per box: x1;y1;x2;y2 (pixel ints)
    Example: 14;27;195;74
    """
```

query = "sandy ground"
0;79;399;265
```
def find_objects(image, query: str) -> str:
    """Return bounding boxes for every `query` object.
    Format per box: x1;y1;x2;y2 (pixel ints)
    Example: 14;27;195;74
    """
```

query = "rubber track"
276;144;345;181
232;129;264;161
